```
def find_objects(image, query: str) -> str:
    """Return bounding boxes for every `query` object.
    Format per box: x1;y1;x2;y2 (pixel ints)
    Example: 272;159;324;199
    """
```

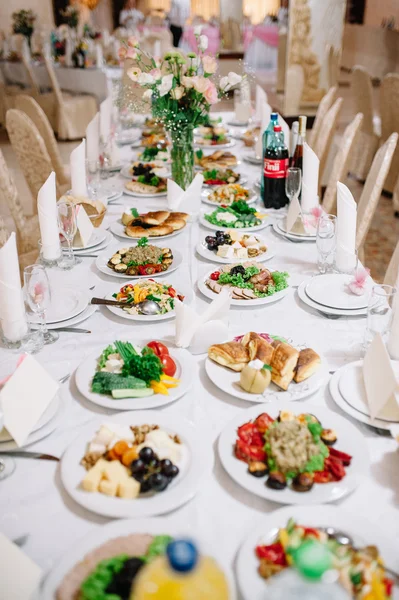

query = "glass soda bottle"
262;124;289;209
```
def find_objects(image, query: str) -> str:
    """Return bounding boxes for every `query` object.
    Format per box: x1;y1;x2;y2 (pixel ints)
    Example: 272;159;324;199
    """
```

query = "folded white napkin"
100;96;112;140
167;173;203;214
363;333;399;420
174;288;231;353
277;113;290;150
65;37;73;67
255;102;272;158
286;196;306;234
387;272;399;360
0;233;28;343
302;142;320;213
335;181;357;272
255;85;268;122
0;532;42;600
96;43;104;67
37;171;61;261
70;139;88;198
86;112;100;163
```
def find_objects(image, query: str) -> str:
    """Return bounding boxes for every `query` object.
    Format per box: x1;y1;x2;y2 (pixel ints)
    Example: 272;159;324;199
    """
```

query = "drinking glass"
334;247;358;275
316;214;337;274
285;167;302;203
234;88;251;125
364;284;397;349
86;159;101;200
57;199;77;270
24;264;58;345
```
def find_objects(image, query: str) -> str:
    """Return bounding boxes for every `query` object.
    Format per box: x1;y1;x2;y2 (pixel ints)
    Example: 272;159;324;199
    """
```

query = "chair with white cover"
323;113;363;214
380;73;399;198
384;239;399;287
356;133;398;260
327;45;341;88
5;109;69;204
0;216;39;282
349;66;380;181
42;52;97;140
276;32;287;93
308;86;337;149
14;95;70;187
284;65;304;116
313;97;343;184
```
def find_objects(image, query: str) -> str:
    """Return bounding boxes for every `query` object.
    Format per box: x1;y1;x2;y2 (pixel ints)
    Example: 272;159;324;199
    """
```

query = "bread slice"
270;341;299;391
294;348;321;383
208;342;249;371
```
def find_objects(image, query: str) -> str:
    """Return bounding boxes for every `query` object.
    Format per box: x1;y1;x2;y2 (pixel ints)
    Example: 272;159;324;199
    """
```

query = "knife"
91;297;128;307
56;327;91;333
0;451;60;461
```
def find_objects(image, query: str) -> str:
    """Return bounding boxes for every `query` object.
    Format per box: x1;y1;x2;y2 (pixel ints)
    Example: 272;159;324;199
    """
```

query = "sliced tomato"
168;287;177;298
302;527;320;538
256;543;288;566
159;354;176;377
237;423;264;447
385;578;394;597
313;471;332;484
146;341;169;357
328;447;352;466
235;439;266;463
325;457;346;481
254;413;274;433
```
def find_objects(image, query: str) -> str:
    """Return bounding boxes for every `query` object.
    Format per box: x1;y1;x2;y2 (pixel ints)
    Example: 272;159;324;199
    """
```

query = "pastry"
294;348;321;383
270;341;300;391
171;212;189;222
125;225;149;238
140;211;169;226
164;217;186;231
148;225;174;237
241;332;274;364
125;181;159;195
208;342;250;371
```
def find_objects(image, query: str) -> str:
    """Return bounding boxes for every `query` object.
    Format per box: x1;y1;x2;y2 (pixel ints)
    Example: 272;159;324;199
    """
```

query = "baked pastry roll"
208;342;250;371
125;225;149;238
270;341;299;391
144;211;170;224
163;217;186;231
241;332;274;364
148;225;174;237
294;348;321;383
171;212;189;222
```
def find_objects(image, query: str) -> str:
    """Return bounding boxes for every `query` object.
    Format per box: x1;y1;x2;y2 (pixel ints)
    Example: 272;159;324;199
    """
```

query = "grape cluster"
205;231;232;252
130;447;179;493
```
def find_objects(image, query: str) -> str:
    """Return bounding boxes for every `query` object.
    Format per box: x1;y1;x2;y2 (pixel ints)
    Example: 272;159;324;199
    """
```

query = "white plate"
196;237;275;264
194;139;235;150
236;505;399;600
73;231;113;256
75;343;194;410
198;268;290;307
67;228;108;252
109;219;185;241
60;410;213;518
116;129;141;145
200;213;268;233
203;176;248;188
40;516;235;600
206;352;328;404
243;154;262;165
227;118;249;127
30;304;97;330
123;184;168;198
306;274;372;310
120;165;171;179
201;189;257;207
95;246;183;279
218;401;368;505
29;288;88;325
275;220;317;241
297;281;367;317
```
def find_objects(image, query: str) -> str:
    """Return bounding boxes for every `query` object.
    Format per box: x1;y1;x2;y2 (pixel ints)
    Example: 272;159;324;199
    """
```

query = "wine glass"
86;159;101;200
57;199;77;270
316;214;337;274
24;264;58;345
364;284;397;350
285;167;302;204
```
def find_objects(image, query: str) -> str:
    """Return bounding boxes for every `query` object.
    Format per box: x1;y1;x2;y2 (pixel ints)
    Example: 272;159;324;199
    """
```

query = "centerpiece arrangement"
120;36;242;189
12;9;36;51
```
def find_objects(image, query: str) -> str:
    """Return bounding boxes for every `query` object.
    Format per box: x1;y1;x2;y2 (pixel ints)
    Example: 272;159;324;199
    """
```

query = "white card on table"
0;354;59;447
363;334;399;420
286;196;305;233
73;205;94;248
0;532;42;600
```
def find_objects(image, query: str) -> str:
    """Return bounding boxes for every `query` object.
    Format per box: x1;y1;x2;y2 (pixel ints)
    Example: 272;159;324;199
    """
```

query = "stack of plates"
65;229;113;257
298;274;371;317
30;287;96;330
329;360;399;431
116;129;141;146
273;218;316;242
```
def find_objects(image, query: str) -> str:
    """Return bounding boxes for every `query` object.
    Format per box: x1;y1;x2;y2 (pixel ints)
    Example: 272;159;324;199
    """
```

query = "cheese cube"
99;479;118;496
235;248;248;259
226;229;241;242
231;241;242;249
243;235;258;247
217;244;234;258
103;460;130;483
118;478;140;499
82;461;105;492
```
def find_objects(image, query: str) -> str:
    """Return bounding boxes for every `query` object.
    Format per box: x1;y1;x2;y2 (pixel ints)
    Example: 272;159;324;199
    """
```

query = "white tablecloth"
1;112;398;594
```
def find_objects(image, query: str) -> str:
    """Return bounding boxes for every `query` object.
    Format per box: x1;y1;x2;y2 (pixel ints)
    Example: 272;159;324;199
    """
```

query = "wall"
0;0;54;34
364;0;399;26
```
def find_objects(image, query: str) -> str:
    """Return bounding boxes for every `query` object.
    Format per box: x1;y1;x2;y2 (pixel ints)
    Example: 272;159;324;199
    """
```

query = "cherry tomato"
146;341;169;357
210;271;221;281
313;471;331;484
256;543;287;566
254;413;274;433
234;439;266;463
159;354;176;377
168;287;177;298
385;578;394;597
302;527;321;539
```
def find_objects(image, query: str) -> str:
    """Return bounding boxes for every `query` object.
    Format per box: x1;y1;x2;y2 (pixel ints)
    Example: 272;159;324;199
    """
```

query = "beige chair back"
220;21;232;49
0;214;9;246
323;113;363;214
277;32;287;93
328;46;341;88
43;51;64;109
284;64;304;116
308;86;337;148
380;73;399;194
15;95;69;186
313;97;343;181
356;132;398;251
351;66;374;134
229;19;242;50
384;240;399;287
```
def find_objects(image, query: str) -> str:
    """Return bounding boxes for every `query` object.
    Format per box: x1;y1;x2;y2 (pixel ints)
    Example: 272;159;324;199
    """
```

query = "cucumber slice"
111;388;154;399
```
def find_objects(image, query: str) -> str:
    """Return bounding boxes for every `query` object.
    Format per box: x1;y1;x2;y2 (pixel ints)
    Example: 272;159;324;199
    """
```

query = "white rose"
138;72;154;85
227;72;242;87
219;76;228;89
143;89;152;99
198;35;208;51
157;73;174;97
194;25;203;35
171;86;185;100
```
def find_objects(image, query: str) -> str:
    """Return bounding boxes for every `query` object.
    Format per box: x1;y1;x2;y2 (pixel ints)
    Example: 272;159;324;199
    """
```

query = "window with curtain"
243;0;280;23
191;0;220;21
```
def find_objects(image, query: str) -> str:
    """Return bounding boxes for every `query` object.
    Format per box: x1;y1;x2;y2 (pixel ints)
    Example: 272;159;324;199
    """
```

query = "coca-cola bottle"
262;125;289;209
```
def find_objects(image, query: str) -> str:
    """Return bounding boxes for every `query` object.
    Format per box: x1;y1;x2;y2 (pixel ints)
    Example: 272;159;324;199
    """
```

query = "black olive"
266;471;287;490
230;265;246;276
105;557;145;598
321;429;337;446
248;461;269;478
292;472;314;492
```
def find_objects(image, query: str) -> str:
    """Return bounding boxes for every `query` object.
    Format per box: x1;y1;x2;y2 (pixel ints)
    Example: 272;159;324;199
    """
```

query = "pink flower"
127;36;139;48
126;47;138;60
202;55;217;74
118;47;127;60
181;76;194;89
204;80;218;104
150;68;162;81
191;75;208;94
348;268;371;296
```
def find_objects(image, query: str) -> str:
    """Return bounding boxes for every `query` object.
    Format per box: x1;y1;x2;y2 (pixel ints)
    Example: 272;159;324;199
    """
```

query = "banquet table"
1;112;399;596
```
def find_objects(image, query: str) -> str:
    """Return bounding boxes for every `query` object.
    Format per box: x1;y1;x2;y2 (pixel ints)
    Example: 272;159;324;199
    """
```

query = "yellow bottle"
132;539;230;600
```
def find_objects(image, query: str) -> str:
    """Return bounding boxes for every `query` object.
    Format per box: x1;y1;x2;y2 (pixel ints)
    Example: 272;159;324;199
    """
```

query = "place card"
0;532;42;600
73;205;94;248
0;354;59;447
363;333;399;420
286;196;306;233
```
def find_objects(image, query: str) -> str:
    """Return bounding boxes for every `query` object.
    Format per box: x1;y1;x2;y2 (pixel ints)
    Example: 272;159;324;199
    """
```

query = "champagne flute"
86;159;101;200
285;167;302;204
57;199;77;270
24;264;58;345
316;214;337;274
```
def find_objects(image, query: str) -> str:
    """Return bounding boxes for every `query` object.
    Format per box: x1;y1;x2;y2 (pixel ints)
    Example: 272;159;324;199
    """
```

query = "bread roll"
148;225;174;237
163;217;186;231
294;348;321;383
270;341;299;391
241;332;274;364
171;212;189;222
208;342;249;371
125;225;148;238
143;211;170;225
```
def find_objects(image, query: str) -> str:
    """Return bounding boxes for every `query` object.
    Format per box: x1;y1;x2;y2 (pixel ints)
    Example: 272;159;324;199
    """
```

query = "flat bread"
126;225;149;238
125;181;159;195
208;342;250;371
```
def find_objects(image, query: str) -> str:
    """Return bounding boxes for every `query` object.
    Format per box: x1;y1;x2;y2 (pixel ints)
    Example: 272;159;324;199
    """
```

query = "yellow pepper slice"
150;381;169;395
160;374;180;383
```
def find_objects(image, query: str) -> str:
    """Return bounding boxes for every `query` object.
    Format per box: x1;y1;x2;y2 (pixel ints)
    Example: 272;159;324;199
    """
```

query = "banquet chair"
276;32;287;93
308;86;337;149
43;52;97;140
229;19;242;51
349;66;380;182
384;239;399;287
380;73;399;198
356;133;398;261
15;95;70;187
0;149;40;255
327;46;341;88
322;113;363;214
284;65;304;116
0;217;39;282
5;109;69;204
313;97;343;184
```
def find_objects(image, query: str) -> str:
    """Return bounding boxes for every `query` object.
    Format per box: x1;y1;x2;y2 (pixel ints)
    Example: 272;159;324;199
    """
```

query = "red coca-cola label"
264;158;289;179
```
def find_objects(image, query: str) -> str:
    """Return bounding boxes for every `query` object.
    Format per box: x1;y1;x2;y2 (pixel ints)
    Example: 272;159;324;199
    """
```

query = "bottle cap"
273;125;282;132
166;539;198;573
271;112;278;120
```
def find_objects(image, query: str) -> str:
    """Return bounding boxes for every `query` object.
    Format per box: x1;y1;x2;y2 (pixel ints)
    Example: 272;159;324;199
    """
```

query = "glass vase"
170;126;195;190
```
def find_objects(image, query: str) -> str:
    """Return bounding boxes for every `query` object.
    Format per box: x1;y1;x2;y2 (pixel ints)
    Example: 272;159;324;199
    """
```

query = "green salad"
204;202;262;229
209;264;289;298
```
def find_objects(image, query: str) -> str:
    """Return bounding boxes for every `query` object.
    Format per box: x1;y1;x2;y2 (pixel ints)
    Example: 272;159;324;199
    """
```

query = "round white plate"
101;164;123;173
105;189;123;203
201;189;257;207
109;219;185;241
60;410;213;518
275;220;317;241
29;288;88;325
194;139;235;150
103;285;192;322
72;231;113;256
297;281;367;317
243;154;262;165
67;228;108;252
227;119;249;127
200;213;268;233
123;185;167;198
236;504;399;600
95;246;183;279
277;218;317;238
198;268;290;307
196;238;275;264
204;176;248;188
75;344;194;410
116;129;141;145
40;516;235;600
120;165;170;180
46;304;97;330
218;401;368;505
306;274;372;311
206;354;328;404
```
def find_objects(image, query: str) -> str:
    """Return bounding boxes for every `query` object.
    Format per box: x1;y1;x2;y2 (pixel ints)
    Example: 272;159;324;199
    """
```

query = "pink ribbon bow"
348;267;370;295
302;206;325;232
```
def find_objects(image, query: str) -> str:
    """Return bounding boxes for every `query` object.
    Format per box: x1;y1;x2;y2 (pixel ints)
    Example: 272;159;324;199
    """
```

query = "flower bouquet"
120;35;242;189
12;9;36;50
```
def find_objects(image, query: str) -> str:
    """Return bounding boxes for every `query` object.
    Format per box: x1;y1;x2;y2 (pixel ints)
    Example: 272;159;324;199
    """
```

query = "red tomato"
146;341;169;357
159;354;176;377
313;471;331;484
210;271;221;281
385;578;394;597
254;413;274;433
168;287;177;298
325;457;346;481
302;527;320;538
328;447;352;466
237;423;264;447
234;439;266;463
256;543;287;566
